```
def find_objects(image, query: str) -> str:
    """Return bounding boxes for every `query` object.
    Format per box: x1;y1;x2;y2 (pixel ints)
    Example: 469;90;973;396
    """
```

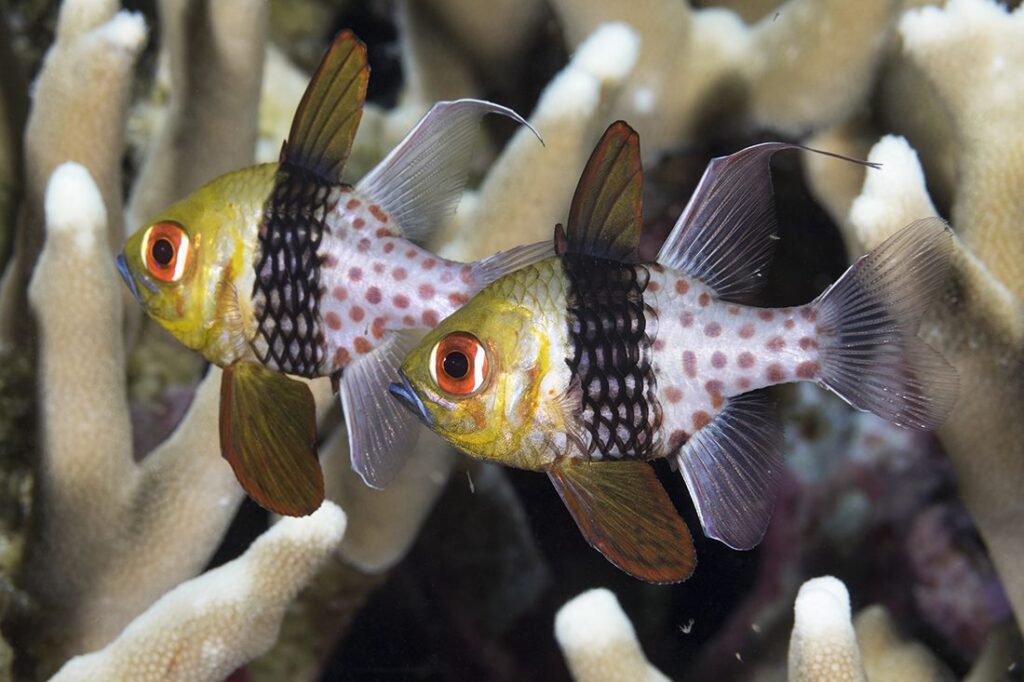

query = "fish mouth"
388;371;433;426
115;253;143;303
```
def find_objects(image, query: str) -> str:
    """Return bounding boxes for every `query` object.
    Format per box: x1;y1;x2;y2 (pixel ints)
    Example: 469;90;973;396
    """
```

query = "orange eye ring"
429;332;490;396
142;221;191;283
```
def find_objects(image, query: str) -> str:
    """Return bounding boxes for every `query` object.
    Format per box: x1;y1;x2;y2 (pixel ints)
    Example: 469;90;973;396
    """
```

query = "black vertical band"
251;165;336;377
563;255;661;460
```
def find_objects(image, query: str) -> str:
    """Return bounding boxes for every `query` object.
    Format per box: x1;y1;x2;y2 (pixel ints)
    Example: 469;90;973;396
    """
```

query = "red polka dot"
372;262;385;274
418;284;435;300
353;217;365;230
440;270;454;284
758;310;775;321
383;242;395;253
739;324;755;339
653;339;665;351
354;336;373;353
322;254;338;268
350;306;365;322
737;377;751;391
800;307;817;322
393;267;407;280
738;352;755;369
422;310;439;327
449;292;469;306
421;258;437;270
669;430;688;447
376;228;390;238
704;322;721;337
333;286;348;302
698;293;711;307
766;364;785;382
784;319;795;329
711;351;727;368
366;287;382;304
665;386;683;403
334;347;351;366
460;266;474;284
348;267;362;282
705;379;724;396
346;198;361;210
796;361;820;379
727;306;740;316
393;294;410;309
648;280;661;292
406;249;418;259
766;336;785;352
369;204;389;223
358;238;371;253
675;279;689;295
680;312;694;327
799;337;818;350
403;315;416;326
371;317;387;339
325;312;342;330
683;351;697;378
692;411;712;430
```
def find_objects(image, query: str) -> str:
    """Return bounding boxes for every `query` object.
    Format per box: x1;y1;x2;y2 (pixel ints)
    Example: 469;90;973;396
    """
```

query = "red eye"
430;332;489;396
143;221;191;283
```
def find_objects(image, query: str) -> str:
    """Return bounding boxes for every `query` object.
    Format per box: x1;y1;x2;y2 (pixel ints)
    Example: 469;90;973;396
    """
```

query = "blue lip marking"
388;371;432;426
115;253;143;303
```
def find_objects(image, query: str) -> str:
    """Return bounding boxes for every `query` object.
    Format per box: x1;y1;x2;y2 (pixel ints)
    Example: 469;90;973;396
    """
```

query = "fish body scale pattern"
250;167;337;377
563;255;662;461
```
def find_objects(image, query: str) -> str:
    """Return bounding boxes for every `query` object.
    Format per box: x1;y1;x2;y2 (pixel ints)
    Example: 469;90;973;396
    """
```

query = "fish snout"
115;253;143;303
388;372;432;426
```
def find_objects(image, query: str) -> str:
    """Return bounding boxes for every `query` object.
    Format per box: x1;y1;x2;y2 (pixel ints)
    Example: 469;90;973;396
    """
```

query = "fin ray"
220;362;324;516
340;331;423;488
564;121;644;261
549;459;696;583
470;240;555;290
281;31;368;182
675;391;783;550
814;217;957;428
356;99;539;243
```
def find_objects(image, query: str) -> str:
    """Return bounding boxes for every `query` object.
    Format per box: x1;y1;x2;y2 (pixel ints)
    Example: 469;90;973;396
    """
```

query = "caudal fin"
814;218;957;429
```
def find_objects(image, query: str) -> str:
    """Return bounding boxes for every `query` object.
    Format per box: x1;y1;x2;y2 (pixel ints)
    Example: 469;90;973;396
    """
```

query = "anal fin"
220;362;324;516
340;331;422;488
549;459;696;583
675;391;783;550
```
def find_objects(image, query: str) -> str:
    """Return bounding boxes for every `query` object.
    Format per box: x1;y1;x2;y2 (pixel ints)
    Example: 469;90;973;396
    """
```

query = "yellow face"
392;263;564;470
117;165;277;364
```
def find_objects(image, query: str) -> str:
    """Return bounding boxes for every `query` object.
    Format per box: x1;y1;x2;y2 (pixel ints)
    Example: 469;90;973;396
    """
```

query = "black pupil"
443;351;470;379
152;238;174;266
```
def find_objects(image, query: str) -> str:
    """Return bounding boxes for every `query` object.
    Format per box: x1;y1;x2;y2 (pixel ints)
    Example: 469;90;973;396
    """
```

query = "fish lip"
115;253;143;303
389;371;432;426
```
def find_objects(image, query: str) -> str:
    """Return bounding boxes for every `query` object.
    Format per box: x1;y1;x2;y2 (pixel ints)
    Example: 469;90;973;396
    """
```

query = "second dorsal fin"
280;30;369;183
564;121;644;262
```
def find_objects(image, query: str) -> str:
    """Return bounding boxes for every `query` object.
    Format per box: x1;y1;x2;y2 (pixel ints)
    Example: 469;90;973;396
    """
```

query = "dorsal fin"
657;143;877;302
279;30;369;183
564;121;644;262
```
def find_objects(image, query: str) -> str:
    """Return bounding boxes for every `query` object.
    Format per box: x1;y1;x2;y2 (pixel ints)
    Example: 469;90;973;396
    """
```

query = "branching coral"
49;502;347;682
788;576;866;682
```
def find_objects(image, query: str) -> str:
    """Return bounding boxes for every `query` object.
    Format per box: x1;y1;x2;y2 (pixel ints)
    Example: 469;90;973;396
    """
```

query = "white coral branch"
788;576;867;682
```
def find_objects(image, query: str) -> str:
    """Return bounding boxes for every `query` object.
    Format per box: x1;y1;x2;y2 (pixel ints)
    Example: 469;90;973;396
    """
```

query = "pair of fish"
389;123;957;582
119;30;957;583
117;31;548;515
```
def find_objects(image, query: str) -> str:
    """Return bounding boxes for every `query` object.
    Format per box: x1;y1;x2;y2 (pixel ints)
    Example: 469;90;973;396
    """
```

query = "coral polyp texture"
0;0;1020;679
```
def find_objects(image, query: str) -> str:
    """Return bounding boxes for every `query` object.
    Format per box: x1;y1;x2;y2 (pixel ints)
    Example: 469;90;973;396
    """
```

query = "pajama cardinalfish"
390;122;958;583
115;31;547;516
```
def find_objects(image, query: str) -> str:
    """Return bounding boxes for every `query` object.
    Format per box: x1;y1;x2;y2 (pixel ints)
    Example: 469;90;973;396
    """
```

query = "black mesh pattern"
564;255;662;460
251;165;337;377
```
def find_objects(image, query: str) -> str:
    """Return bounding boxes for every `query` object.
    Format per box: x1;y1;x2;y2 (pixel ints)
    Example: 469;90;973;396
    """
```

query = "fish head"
392;283;551;465
117;165;276;361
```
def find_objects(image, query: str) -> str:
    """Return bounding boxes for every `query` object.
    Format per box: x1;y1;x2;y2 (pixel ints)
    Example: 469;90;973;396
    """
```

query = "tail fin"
814;218;957;429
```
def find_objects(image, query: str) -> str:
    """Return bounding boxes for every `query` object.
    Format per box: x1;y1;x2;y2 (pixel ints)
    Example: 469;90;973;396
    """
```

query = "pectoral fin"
220;362;324;516
548;459;696;583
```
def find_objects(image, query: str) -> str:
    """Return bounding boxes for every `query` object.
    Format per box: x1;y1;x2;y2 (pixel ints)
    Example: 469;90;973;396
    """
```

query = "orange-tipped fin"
548;459;696;583
281;30;369;183
220;362;324;516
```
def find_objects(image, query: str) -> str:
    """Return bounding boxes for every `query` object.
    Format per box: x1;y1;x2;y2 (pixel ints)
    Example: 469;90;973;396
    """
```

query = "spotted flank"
392;121;957;581
116;30;547;515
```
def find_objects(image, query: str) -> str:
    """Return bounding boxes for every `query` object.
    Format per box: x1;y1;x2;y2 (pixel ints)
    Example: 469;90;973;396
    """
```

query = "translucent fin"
280;31;368;183
340;332;422;488
470;240;555;290
564;121;644;262
548;459;696;583
220;362;323;516
356;99;540;243
658;143;877;302
675;391;783;550
814;217;957;429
